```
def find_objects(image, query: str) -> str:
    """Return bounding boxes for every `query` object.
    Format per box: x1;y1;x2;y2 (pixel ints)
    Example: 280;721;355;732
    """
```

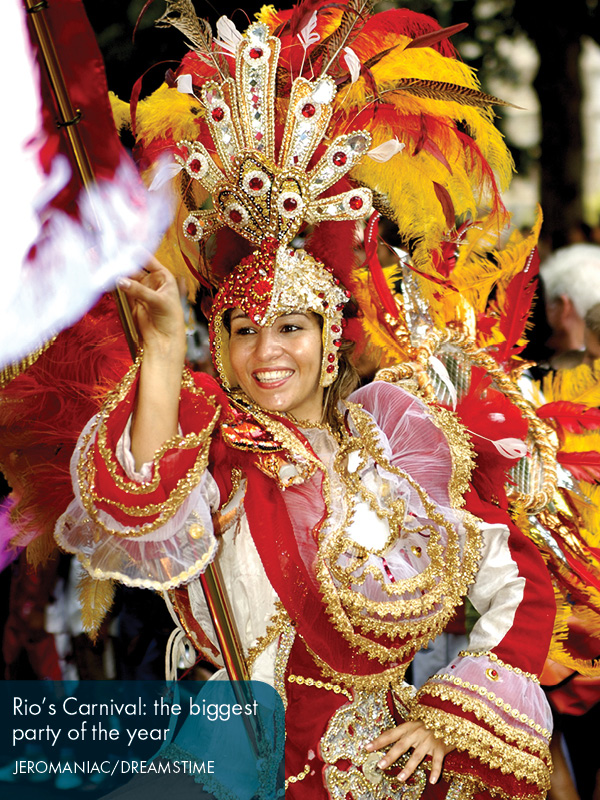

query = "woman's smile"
228;309;324;421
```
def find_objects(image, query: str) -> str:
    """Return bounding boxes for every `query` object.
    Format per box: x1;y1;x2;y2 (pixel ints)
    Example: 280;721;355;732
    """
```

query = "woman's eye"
281;324;300;333
232;326;256;336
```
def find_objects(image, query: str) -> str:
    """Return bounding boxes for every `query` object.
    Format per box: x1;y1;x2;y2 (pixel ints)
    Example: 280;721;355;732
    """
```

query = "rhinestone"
333;339;342;347
301;103;316;118
349;196;363;210
326;364;335;373
348;134;369;152
283;197;298;212
331;324;341;333
186;222;197;236
249;177;264;191
327;353;335;363
211;107;225;122
249;47;263;59
189;158;202;173
229;209;243;223
333;151;347;167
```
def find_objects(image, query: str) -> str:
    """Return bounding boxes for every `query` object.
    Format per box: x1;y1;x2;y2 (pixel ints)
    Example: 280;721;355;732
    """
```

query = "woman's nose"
253;328;282;360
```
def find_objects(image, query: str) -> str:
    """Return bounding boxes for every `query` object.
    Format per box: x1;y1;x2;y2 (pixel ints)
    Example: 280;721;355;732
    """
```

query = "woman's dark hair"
323;339;360;428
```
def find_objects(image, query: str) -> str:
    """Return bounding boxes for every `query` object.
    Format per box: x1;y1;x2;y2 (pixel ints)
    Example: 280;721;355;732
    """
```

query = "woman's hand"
365;720;455;785
118;254;186;358
118;255;188;468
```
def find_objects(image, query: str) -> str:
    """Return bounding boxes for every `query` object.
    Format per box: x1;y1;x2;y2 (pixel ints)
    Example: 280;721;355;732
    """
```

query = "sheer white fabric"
55;414;220;590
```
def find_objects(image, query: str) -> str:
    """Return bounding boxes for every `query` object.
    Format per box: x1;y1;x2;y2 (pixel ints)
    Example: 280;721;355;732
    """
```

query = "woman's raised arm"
117;255;187;469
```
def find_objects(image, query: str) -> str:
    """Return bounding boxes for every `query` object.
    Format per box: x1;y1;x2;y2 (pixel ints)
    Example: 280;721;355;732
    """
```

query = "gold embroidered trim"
416;682;551;747
76;363;219;538
246;600;289;676
0;334;58;388
441;769;546;800
303;638;410;691
426;403;475;509
95;361;218;496
412;706;551;790
73;546;215;591
314;401;483;662
224;467;244;508
372;372;475;508
287;673;353;701
457;650;541;684
285;763;310;789
274;616;296;710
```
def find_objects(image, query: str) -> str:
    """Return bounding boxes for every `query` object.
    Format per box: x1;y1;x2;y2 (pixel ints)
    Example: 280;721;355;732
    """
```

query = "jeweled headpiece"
210;240;350;388
170;20;373;385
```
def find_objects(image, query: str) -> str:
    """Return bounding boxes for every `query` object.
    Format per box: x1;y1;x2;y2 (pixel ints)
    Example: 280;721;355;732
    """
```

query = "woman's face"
228;309;324;421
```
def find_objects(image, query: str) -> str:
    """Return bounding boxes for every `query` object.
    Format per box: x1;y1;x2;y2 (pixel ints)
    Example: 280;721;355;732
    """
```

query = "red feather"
0;297;131;547
537;401;600;434
492;248;539;364
557;451;600;484
404;22;468;52
353;10;460;60
432;182;455;230
288;0;336;37
362;212;398;318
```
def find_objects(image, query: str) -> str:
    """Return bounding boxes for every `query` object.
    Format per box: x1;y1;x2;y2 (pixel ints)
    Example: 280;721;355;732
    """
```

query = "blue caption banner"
0;681;284;800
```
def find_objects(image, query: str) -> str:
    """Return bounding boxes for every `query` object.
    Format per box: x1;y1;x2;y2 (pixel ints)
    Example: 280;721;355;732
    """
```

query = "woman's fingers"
429;744;447;785
365;721;454;784
115;257;185;348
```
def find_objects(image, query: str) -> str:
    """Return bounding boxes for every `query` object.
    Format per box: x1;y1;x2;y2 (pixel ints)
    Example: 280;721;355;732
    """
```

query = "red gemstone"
349;196;363;210
328;353;335;363
301;103;316;118
249;177;264;191
326;364;335;373
331;324;341;333
186;222;197;236
249;47;263;59
333;339;342;347
283;197;298;212
189;158;202;173
333;151;347;167
211;107;225;122
229;209;243;223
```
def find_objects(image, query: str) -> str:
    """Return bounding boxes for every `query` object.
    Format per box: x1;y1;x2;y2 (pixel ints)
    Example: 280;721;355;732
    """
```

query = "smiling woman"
51;5;558;800
228;310;325;422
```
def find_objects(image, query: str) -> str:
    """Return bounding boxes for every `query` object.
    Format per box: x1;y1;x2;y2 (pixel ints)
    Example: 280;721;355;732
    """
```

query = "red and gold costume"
55;359;555;799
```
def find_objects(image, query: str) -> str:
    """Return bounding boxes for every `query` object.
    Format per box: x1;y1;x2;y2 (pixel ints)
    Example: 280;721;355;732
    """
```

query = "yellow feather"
136;84;206;148
108;91;131;133
25;532;57;569
78;572;116;640
542;362;600;407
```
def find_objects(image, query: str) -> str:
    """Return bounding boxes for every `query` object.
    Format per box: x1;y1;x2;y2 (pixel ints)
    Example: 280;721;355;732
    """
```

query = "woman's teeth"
254;370;293;383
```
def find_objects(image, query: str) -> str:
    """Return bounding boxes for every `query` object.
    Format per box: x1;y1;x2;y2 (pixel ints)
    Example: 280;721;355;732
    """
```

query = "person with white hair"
540;243;600;359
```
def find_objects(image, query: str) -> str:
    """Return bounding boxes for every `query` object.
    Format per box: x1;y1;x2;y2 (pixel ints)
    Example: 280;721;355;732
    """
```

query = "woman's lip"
252;369;294;386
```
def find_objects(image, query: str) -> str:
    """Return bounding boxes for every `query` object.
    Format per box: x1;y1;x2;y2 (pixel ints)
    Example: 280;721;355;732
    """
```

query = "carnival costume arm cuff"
54;359;223;590
411;522;554;799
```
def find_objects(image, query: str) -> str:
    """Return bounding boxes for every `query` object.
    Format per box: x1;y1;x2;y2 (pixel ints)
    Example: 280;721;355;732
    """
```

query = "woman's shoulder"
348;380;474;508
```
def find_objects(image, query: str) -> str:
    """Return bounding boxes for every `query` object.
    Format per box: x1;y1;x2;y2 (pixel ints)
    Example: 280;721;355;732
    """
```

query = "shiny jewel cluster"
175;22;373;249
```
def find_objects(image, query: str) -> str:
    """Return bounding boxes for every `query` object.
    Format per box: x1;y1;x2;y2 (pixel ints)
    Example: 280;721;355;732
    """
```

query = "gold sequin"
188;524;204;539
